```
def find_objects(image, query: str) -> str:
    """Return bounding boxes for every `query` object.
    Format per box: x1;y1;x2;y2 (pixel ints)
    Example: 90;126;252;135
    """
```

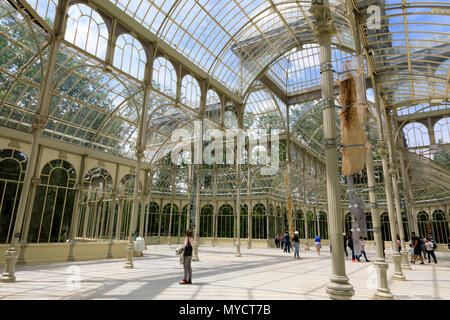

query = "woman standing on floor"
293;231;300;259
314;235;321;256
179;229;194;285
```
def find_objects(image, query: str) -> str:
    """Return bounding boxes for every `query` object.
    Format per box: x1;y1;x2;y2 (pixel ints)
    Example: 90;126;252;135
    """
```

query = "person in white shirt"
424;238;438;263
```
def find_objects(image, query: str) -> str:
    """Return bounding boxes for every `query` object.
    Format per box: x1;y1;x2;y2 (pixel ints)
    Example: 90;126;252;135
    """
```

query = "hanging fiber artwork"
338;75;369;176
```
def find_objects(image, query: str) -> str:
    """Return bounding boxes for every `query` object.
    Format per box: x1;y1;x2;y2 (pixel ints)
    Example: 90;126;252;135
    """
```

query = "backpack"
432;242;437;250
184;237;193;257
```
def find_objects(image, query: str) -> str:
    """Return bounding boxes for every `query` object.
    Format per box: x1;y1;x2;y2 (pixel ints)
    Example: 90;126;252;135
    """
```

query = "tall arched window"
29;160;76;243
200;204;213;237
181;75;201;110
252;203;267;239
294;209;305;238
0;149;27;244
117;174;137;239
114;34;146;80
306;211;316;238
318;211;328;239
153;57;177;98
417;211;430;239
78;167;113;239
180;204;191;235
146;202;160;237
239;203;248;239
160;203;178;237
206;89;221;124
432;210;449;244
65;4;109;60
224;103;238;129
380;212;391;242
217;204;233;238
403;122;430;148
344;212;352;236
434;117;450;144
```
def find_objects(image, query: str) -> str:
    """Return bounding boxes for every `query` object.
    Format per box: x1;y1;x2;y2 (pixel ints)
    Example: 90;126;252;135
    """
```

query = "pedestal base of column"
235;242;241;257
326;275;354;300
375;288;394;300
167;237;171;246
212;238;216;247
391;253;406;281
0;247;18;283
373;260;393;299
247;239;251;249
401;250;411;270
192;243;199;262
124;243;134;269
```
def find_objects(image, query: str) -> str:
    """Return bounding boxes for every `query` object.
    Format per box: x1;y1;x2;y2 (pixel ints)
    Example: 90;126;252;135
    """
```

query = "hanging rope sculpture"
338;76;369;175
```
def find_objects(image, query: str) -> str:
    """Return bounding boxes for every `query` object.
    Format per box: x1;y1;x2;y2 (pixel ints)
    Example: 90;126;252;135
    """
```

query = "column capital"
32;114;47;132
31;177;40;185
309;2;336;40
135;147;145;160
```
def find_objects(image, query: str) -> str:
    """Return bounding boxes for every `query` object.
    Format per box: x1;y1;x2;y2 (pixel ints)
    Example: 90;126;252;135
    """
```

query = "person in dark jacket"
348;231;355;262
343;233;348;258
283;231;291;253
179;229;194;284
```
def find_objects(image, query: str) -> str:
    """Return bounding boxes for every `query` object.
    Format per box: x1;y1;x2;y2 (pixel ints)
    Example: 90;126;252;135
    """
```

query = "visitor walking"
357;237;370;262
411;232;424;264
348;232;355;262
293;231;300;259
396;235;402;253
283;231;291;253
280;233;284;250
274;233;280;248
179;229;194;284
343;233;348;258
420;235;427;260
314;235;321;256
425;238;438;264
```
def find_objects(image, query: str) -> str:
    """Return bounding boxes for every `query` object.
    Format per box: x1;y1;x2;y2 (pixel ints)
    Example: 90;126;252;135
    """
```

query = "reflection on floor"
1;245;449;300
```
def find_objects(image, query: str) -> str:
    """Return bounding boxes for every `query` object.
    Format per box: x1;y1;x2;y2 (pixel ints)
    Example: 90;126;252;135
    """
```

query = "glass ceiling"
356;0;450;109
109;0;355;96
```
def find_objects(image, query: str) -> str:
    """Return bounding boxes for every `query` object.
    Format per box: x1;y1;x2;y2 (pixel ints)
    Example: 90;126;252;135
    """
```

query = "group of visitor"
345;232;370;263
409;232;438;264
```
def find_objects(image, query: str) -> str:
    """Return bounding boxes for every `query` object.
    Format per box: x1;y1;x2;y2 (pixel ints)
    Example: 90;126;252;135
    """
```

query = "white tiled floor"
0;245;449;300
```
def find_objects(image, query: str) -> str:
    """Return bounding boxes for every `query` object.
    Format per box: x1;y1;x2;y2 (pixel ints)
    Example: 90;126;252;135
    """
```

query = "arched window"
252;203;267;239
344;212;352;237
240;203;248;239
318;211;328;239
403;122;430;148
380;212;391;242
180;204;192;235
417;211;430;239
114;34;146;80
0;149;27;244
160;203;179;237
78;167;113;239
365;212;374;241
217;204;234;238
145;202;160;237
117;174;137;239
65;4;109;60
200;204;214;237
29;159;76;243
153;57;177;98
432;210;449;244
434;117;450;144
294;209;305;238
224;103;238;129
306;210;316;238
181;75;201;110
206;89;221;123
